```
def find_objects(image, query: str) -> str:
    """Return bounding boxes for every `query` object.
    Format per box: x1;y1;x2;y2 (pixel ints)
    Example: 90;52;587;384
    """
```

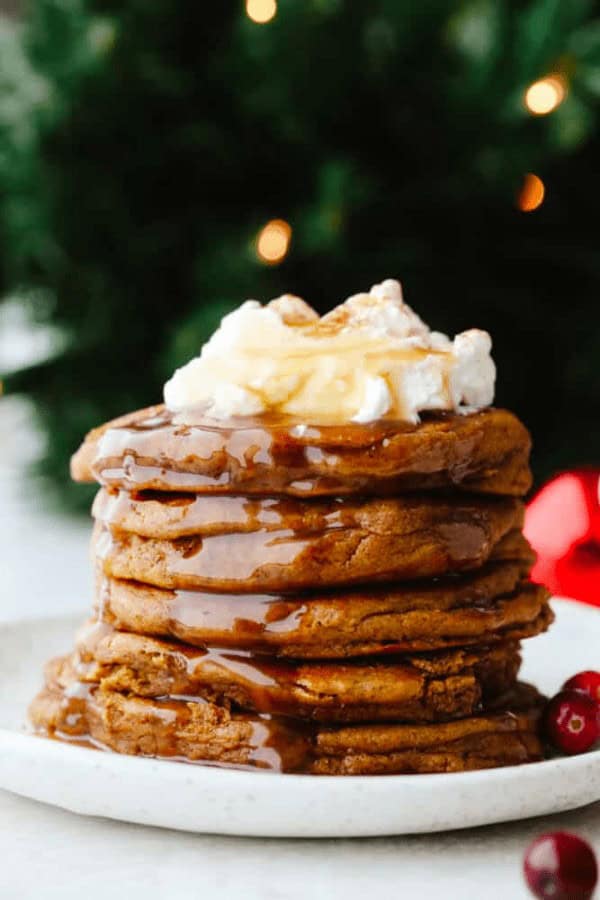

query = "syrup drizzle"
94;559;537;657
45;682;315;772
94;515;493;591
74;619;428;719
87;407;484;496
93;489;350;537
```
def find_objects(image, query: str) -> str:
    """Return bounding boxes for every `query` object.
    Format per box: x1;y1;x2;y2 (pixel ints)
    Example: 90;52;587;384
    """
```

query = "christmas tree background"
0;0;599;511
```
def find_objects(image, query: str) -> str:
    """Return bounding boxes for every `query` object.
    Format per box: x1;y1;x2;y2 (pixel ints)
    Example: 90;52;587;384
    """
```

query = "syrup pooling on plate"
46;694;315;773
37;614;318;771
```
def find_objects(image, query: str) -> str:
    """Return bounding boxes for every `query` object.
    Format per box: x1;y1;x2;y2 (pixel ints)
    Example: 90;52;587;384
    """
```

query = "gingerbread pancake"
71;405;532;498
311;684;544;774
92;502;526;592
29;677;543;775
96;570;552;658
65;623;521;723
93;488;525;541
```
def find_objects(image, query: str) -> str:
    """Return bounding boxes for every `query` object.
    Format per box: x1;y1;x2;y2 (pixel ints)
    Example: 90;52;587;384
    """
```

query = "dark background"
1;0;599;510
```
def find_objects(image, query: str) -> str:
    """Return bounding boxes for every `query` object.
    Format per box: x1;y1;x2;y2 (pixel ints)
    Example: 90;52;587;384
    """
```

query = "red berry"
563;670;600;705
524;831;598;900
544;689;599;755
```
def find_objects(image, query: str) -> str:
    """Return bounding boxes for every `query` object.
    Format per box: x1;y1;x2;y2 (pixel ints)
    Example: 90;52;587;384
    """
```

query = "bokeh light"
524;75;567;115
517;173;545;212
246;0;277;24
256;219;292;264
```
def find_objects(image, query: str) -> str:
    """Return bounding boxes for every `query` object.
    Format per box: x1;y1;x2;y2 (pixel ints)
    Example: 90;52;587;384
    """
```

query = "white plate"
1;599;599;837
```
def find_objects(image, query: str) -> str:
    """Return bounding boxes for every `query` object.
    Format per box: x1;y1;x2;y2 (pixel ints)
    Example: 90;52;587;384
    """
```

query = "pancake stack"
30;404;552;774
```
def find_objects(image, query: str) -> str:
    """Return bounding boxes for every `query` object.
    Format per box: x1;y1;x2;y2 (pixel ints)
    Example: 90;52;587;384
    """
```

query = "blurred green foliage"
0;0;599;509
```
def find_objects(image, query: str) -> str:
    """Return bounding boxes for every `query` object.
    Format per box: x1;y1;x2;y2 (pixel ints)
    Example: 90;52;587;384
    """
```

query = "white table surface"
1;397;599;900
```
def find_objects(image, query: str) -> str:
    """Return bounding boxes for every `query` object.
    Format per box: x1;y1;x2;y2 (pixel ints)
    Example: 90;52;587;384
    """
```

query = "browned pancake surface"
98;571;552;657
93;488;525;541
71;405;532;497
29;677;543;774
64;623;521;723
93;499;525;591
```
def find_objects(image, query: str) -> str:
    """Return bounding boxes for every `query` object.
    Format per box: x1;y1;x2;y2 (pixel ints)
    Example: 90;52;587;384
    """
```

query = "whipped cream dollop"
164;279;496;424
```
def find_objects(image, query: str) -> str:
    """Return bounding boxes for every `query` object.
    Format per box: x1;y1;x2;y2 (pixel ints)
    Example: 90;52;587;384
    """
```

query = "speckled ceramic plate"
0;599;598;837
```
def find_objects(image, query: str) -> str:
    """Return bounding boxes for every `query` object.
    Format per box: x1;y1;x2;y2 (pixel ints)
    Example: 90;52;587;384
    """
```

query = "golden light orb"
256;219;292;264
524;75;567;115
517;173;545;212
246;0;277;24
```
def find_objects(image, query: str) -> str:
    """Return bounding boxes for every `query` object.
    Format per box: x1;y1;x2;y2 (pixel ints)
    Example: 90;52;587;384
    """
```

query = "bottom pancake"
29;677;543;775
64;622;521;723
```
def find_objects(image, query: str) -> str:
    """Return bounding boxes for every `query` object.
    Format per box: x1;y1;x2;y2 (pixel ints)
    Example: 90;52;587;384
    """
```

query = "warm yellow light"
256;219;292;264
246;0;277;24
524;75;567;115
517;173;545;212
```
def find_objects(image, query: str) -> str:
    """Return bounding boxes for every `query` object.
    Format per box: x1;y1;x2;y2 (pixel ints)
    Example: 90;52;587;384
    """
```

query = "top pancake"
71;405;532;498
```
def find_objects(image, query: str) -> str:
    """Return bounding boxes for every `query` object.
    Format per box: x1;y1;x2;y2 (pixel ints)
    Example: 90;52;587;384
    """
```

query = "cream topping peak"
163;279;496;424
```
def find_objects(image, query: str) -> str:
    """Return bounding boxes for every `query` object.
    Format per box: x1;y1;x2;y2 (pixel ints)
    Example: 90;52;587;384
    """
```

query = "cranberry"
563;670;600;705
524;831;598;900
544;689;599;755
